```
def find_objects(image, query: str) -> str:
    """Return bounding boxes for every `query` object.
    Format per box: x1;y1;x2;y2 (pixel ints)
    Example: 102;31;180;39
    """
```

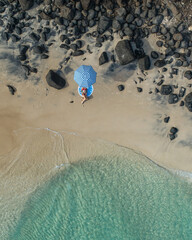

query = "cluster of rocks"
1;0;192;115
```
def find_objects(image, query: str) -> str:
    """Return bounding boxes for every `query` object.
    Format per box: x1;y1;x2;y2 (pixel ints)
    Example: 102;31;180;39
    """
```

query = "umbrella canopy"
74;65;97;88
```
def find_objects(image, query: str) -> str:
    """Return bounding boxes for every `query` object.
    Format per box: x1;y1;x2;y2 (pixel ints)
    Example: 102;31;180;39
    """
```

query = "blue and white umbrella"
74;65;97;88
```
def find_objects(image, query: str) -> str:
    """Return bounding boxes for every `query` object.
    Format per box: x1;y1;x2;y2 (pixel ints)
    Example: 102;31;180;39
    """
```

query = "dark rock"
124;27;133;37
41;54;49;59
19;0;34;10
7;85;16;95
151;51;159;59
115;40;135;65
179;87;186;98
116;7;127;17
97;16;111;34
60;6;75;20
152;14;164;25
39;12;52;20
154;59;166;68
55;0;64;7
22;64;30;75
55;17;64;25
87;9;95;20
80;0;91;10
160;27;167;35
29;32;40;42
15;27;22;35
138;55;151;71
137;87;142;92
175;59;183;67
30;67;38;73
41;32;47;41
135;18;143;27
76;40;83;48
184;92;192;111
11;34;20;42
17;54;27;61
164;116;170;123
70;44;78;51
46;70;66;89
19;45;29;55
89;20;96;27
160;85;173;95
60;44;70;50
170;127;178;134
126;14;134;23
135;49;145;59
33;46;44;54
151;25;159;33
112;19;121;30
173;33;183;41
99;52;109;65
168;93;179;104
169;133;176;141
180;100;184;106
156;40;163;47
157;79;164;86
73;26;80;36
148;9;157;19
155;88;160;93
73;50;84;56
171;68;178;75
184;70;192;80
118;84;124;91
65;39;71;45
162;67;167;72
95;42;102;47
60;35;68;42
1;32;9;41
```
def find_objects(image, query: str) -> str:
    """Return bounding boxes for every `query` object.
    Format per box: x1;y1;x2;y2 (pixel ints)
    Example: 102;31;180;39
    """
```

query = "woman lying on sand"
81;87;88;104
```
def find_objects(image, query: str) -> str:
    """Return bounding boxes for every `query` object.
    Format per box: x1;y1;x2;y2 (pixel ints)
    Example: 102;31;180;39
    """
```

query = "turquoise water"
10;153;192;240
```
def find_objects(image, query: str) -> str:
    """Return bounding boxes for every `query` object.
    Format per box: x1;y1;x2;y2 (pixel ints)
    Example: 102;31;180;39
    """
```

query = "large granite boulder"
46;70;66;89
115;40;135;65
138;55;151;70
97;16;111;34
19;0;34;10
184;92;192;112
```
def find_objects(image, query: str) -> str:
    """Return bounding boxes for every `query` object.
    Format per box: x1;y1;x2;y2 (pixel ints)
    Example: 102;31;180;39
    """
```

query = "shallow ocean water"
9;152;192;240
